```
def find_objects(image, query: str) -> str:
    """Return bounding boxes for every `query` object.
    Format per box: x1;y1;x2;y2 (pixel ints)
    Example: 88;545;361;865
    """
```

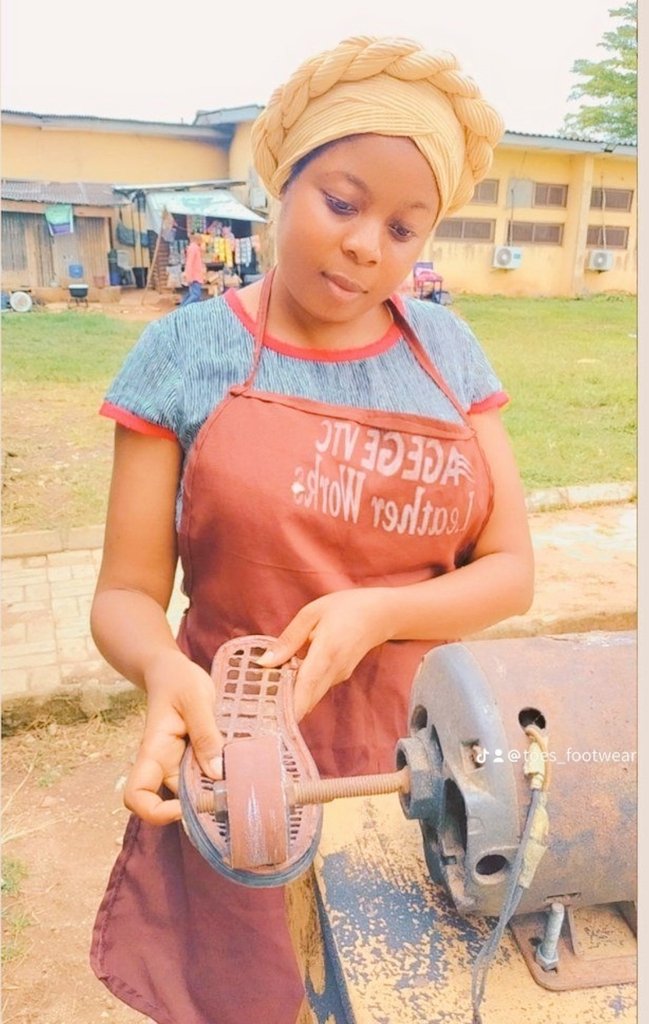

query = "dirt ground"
46;294;178;324
1;714;149;1023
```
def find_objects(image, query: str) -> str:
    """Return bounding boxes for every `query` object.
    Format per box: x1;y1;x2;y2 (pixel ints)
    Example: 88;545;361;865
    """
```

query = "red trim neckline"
225;288;404;362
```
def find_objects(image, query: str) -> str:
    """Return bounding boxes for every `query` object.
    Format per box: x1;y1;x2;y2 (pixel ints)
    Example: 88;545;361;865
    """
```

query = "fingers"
256;608;316;668
126;673;223;823
292;633;351;721
124;750;183;824
180;695;224;781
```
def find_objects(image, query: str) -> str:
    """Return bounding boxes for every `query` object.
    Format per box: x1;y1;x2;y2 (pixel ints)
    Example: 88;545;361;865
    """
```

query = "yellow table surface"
287;794;637;1024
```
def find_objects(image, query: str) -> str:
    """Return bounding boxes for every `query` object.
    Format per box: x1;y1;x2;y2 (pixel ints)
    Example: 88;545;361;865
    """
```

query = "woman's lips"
323;272;366;296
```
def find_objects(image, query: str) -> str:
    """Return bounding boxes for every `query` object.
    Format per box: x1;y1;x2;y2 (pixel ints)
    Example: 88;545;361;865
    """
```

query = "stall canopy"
145;189;266;232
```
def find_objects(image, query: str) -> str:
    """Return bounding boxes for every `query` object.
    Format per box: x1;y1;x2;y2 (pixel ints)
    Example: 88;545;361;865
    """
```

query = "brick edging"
2;524;105;559
524;480;636;513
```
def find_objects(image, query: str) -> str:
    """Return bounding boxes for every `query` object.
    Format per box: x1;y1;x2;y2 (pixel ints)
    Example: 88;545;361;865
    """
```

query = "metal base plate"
509;903;637;990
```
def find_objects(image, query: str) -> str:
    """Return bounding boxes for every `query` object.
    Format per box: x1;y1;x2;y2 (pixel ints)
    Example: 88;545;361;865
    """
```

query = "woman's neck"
238;276;393;351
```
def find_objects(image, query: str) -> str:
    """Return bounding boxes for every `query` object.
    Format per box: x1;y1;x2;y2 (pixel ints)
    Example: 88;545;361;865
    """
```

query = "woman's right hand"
123;649;223;825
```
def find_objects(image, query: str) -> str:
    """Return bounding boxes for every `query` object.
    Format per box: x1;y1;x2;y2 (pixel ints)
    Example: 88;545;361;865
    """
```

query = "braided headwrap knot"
251;36;504;224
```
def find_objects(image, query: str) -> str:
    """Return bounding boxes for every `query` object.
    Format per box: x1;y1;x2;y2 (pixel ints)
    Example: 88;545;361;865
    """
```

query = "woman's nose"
342;219;382;264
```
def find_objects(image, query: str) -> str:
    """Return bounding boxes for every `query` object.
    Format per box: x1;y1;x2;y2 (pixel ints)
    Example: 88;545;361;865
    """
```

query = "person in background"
180;232;205;304
89;35;534;1024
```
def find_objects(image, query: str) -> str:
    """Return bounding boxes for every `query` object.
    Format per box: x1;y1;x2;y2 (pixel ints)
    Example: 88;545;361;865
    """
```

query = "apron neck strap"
246;270;470;423
240;266;275;387
254;267;275;351
240;264;276;387
385;297;470;421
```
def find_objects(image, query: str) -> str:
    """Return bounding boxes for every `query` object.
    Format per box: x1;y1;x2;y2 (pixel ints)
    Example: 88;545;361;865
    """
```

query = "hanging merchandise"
44;204;74;236
116;220;149;248
210;235;234;267
168;240;182;266
188;214;207;234
166;265;183;289
161;210;179;242
235;237;254;268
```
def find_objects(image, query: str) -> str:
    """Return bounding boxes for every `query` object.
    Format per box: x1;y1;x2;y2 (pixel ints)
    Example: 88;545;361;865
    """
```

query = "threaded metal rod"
288;765;410;806
194;765;410;815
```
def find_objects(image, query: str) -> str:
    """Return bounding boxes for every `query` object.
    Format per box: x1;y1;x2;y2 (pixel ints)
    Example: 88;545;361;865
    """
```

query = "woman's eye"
324;193;356;215
391;222;416;241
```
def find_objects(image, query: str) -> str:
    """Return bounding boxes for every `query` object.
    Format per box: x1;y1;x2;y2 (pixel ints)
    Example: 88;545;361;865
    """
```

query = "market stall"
144;188;267;299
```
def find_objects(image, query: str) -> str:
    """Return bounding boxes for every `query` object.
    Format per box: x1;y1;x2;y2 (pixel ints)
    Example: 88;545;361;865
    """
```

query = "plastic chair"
413;261;444;303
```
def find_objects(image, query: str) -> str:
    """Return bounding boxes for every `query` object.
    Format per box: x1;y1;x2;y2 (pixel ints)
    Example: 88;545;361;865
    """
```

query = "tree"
562;1;637;143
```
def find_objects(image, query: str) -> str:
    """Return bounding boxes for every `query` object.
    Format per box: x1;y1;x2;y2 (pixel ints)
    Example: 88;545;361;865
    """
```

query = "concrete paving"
1;497;637;728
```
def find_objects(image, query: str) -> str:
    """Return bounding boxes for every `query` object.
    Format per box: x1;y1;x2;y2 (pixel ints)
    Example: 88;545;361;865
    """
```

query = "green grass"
1;856;31;963
453;294;637;488
2;310;143;530
1;297;637;531
1;308;142;382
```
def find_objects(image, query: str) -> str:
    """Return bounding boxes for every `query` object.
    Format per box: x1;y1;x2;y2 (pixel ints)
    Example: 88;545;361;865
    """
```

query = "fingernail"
209;756;223;780
256;650;274;665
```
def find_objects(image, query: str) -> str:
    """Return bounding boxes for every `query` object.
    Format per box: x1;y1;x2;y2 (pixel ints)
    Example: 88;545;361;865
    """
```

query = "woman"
90;35;534;1024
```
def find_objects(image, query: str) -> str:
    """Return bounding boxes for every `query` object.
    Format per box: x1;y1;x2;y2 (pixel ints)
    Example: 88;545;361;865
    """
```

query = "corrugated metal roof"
1;109;230;142
1;109;211;129
503;129;637;153
1;179;130;206
189;107;637;150
193;105;264;126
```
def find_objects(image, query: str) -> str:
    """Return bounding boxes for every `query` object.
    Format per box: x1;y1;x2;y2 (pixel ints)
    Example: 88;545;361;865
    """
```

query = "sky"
0;0;623;136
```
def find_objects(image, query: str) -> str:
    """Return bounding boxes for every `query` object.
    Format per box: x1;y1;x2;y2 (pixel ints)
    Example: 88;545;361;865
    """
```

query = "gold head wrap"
251;36;505;224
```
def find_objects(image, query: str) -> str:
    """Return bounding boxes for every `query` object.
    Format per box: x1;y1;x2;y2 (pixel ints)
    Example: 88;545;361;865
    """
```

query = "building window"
586;225;629;249
507;221;563;245
533;183;568;207
435;218;495;241
590;188;634;212
469;179;499;204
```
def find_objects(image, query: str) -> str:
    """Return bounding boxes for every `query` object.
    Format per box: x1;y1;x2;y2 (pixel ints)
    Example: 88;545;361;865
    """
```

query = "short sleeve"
100;318;181;439
402;299;509;414
451;314;509;413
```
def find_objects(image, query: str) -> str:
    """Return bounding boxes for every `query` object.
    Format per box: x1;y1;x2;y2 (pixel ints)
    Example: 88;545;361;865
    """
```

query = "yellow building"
196;109;637;299
1;107;637;298
426;132;637;298
1;110;244;295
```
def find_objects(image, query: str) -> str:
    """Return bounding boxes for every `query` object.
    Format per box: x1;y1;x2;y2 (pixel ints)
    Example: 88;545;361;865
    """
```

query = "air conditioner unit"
587;249;614;271
492;245;523;269
248;185;268;211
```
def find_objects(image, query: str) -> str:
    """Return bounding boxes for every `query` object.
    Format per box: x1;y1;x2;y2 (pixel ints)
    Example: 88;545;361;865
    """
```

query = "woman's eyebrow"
324;172;433;212
405;200;434;212
322;171;370;193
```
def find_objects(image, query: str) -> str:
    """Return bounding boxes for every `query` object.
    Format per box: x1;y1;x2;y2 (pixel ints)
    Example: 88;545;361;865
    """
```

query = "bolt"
536;902;565;971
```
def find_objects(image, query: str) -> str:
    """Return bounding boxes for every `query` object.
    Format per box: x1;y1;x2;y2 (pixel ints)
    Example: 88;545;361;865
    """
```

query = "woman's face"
275;135;440;325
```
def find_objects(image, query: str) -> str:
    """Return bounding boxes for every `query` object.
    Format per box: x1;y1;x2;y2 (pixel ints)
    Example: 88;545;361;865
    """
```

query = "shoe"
179;635;323;887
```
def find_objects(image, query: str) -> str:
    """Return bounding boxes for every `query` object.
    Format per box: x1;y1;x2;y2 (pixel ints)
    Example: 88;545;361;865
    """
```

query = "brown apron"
91;273;494;1024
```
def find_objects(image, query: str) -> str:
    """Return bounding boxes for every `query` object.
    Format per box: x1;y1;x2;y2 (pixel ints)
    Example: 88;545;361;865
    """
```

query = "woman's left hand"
256;588;393;720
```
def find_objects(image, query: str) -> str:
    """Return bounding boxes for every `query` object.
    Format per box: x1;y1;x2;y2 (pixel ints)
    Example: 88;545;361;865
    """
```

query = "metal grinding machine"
179;631;637;1019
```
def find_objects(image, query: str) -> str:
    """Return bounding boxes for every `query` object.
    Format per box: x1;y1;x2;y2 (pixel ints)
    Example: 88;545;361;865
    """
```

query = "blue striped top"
103;291;507;458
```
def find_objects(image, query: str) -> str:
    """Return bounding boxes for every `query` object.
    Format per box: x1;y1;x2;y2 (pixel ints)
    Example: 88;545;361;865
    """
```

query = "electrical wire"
469;723;551;1024
470;788;542;1023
